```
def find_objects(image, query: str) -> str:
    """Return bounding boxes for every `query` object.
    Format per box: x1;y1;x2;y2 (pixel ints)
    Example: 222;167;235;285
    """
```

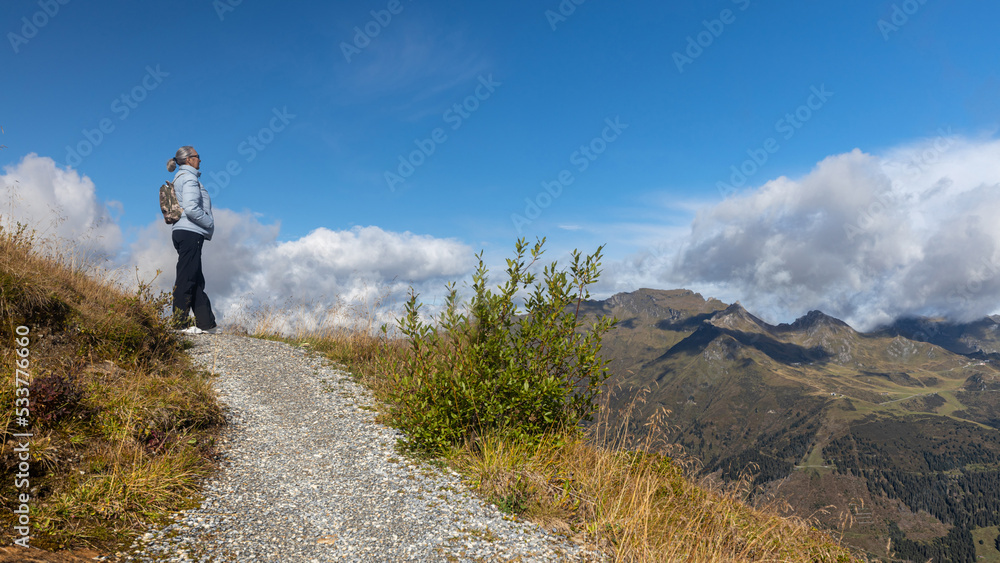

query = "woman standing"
167;145;217;334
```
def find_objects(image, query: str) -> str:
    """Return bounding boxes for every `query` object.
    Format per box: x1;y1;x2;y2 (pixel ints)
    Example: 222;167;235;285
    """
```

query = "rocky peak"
786;310;851;332
709;302;771;334
606;288;719;320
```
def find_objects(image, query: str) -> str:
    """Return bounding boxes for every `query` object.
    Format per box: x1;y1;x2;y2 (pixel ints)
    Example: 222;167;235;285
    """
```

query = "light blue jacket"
172;165;214;240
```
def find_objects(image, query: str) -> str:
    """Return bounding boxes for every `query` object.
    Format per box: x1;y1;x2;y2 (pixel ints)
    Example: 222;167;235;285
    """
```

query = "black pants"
172;229;216;330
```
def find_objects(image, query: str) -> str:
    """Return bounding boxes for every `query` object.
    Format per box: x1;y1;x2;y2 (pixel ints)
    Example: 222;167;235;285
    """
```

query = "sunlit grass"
243;292;863;562
0;218;223;551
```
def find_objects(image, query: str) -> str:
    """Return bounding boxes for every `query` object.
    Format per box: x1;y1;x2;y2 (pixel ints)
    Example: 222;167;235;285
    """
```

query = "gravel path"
118;333;603;562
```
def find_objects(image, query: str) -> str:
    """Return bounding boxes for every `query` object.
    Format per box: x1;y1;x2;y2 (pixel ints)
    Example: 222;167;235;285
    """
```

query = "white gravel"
116;333;604;562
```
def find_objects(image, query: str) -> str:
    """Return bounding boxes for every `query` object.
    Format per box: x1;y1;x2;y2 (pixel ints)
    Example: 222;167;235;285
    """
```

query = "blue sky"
4;0;1000;330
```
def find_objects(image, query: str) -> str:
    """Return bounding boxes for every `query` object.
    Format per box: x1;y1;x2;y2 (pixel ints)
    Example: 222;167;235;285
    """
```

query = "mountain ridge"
585;288;1000;561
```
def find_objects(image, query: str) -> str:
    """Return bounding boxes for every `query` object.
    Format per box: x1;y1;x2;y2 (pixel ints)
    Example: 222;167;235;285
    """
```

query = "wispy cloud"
333;17;492;119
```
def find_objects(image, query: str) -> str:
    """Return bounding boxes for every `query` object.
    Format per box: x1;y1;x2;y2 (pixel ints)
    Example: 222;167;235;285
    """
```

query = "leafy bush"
388;238;617;455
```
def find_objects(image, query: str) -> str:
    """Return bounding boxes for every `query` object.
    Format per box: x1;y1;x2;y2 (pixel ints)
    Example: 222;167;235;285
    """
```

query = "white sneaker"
180;326;205;335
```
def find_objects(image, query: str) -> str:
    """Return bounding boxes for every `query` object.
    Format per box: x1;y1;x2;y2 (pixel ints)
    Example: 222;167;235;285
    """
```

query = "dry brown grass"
438;385;863;562
448;422;861;562
0;219;223;550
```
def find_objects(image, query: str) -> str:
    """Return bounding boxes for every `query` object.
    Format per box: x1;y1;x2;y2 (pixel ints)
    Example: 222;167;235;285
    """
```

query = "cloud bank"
0;154;122;260
5;154;475;334
130;216;475;334
666;135;1000;330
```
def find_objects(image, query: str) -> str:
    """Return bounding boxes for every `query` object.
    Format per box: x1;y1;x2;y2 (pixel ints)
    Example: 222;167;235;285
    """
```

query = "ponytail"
167;146;196;172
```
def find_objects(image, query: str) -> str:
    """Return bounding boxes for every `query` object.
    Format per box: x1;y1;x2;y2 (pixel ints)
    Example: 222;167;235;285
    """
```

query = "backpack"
159;180;182;224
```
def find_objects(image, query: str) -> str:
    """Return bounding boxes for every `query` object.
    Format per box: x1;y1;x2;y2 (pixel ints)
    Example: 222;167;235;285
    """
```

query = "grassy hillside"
0;221;223;552
587;288;1000;560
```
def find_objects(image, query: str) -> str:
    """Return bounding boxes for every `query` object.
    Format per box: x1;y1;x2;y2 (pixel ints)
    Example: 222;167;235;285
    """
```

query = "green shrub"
389;238;617;455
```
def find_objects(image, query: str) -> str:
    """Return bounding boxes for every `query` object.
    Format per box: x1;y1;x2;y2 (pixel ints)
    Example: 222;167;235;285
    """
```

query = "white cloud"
128;208;282;306
132;217;475;334
653;136;1000;330
227;225;474;330
0;153;122;260
0;153;476;334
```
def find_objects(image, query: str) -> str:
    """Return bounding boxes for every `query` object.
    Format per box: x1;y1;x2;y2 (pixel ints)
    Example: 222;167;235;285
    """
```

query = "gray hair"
166;146;197;172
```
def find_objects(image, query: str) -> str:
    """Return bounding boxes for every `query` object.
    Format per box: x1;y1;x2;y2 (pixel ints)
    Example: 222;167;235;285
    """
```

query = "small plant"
30;370;86;427
388;238;618;456
491;489;529;515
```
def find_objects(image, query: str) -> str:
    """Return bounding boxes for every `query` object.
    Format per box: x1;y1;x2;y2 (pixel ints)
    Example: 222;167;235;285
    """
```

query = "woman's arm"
177;173;214;230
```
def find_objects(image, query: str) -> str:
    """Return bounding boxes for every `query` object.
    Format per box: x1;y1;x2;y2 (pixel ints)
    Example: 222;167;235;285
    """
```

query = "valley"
583;289;1000;561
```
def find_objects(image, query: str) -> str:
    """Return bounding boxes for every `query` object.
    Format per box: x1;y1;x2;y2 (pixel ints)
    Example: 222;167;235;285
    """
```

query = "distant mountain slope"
577;288;727;379
877;315;1000;358
586;289;1000;561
